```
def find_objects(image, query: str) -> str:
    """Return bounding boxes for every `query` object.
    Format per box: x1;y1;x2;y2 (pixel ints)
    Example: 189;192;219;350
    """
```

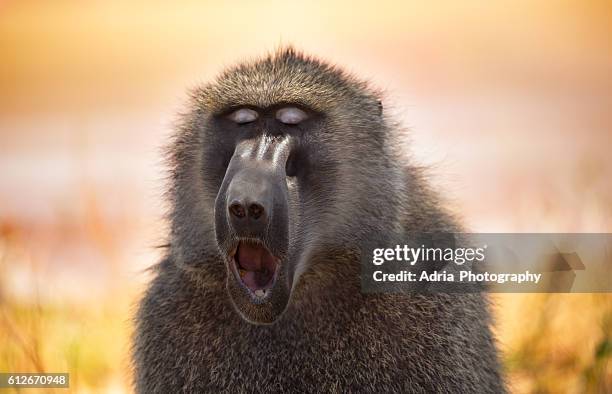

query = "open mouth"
230;240;280;300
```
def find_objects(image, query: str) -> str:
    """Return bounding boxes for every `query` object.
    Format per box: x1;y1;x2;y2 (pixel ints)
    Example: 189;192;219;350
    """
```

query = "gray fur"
132;48;505;393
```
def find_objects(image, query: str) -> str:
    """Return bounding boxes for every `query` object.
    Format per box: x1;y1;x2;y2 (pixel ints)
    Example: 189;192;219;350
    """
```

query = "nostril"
229;202;246;219
248;203;265;220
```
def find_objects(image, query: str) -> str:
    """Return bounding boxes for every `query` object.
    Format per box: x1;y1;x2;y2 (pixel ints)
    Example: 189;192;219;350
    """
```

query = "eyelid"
227;108;258;124
276;107;308;125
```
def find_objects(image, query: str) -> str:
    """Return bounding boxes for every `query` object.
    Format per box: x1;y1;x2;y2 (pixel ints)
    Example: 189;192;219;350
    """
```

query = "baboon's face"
179;51;386;324
210;104;329;324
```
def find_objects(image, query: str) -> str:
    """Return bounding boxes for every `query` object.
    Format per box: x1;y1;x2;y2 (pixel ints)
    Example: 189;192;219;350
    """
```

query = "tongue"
237;242;277;289
241;271;273;289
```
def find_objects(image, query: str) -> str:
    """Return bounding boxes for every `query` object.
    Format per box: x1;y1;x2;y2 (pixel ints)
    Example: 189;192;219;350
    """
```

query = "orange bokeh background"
1;1;611;393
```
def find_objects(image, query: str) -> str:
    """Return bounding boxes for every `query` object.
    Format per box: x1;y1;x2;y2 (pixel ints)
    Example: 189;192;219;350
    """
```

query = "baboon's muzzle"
214;136;292;324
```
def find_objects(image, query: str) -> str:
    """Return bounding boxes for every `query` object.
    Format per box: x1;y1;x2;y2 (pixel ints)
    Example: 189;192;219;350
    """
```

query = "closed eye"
276;107;308;125
228;108;259;124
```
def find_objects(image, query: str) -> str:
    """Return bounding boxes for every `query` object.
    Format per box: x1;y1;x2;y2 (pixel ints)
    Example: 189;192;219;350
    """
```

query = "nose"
226;169;273;237
228;201;264;220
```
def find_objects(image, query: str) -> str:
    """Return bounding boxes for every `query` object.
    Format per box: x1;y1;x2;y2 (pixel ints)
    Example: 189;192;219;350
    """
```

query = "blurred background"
1;1;611;392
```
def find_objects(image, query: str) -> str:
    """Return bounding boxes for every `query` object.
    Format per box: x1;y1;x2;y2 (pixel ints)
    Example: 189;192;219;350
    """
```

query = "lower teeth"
254;289;265;297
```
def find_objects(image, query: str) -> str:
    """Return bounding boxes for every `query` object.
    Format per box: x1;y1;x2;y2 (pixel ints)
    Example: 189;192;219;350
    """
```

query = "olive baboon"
133;48;505;393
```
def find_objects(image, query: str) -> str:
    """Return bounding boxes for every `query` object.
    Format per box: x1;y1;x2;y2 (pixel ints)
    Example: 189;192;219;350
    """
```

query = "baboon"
133;48;505;393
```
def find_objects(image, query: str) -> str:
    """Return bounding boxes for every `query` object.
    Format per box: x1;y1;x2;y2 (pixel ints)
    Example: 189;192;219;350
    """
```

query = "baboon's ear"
377;100;383;116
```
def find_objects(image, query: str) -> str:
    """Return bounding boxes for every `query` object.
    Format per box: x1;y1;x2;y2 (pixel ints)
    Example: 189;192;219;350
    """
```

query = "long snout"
218;136;292;241
213;135;294;322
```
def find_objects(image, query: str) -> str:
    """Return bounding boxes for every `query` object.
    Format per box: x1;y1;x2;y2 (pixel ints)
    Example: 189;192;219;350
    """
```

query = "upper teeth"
254;289;265;297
